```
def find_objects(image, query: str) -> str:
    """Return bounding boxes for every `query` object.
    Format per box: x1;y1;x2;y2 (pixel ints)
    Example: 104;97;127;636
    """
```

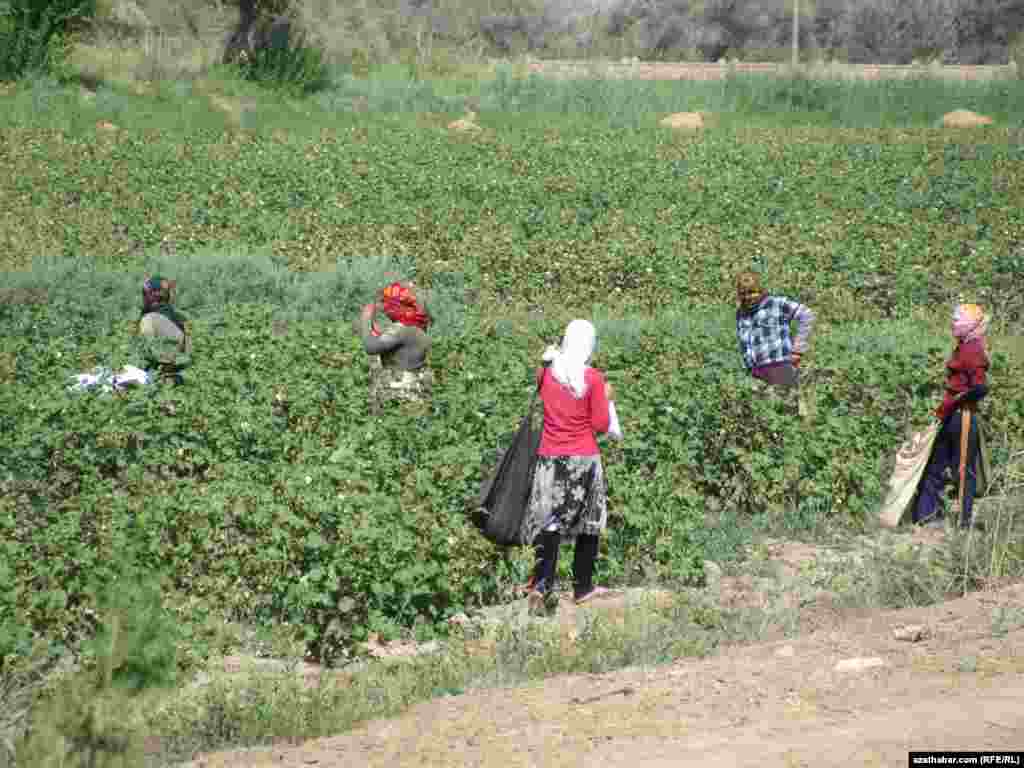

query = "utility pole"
791;0;799;66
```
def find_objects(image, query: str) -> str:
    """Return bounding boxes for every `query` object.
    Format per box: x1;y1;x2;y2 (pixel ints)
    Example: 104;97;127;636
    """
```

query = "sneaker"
574;586;611;605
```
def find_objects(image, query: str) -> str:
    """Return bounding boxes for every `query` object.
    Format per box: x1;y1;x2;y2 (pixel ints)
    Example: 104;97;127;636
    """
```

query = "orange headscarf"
377;282;430;332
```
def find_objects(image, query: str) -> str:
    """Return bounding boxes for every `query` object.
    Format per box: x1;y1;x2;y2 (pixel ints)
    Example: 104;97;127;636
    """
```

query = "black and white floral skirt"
520;455;607;545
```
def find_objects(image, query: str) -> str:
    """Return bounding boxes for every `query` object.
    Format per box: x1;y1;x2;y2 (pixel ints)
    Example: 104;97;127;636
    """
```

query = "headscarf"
142;275;175;314
736;271;766;311
140;275;186;333
378;281;430;332
542;319;597;399
952;303;990;347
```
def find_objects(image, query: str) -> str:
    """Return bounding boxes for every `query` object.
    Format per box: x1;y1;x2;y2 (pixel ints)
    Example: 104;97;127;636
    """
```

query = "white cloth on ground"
68;365;151;393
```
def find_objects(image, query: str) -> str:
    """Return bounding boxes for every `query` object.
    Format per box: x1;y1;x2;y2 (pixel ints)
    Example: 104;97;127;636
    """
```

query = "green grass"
3;63;1024;766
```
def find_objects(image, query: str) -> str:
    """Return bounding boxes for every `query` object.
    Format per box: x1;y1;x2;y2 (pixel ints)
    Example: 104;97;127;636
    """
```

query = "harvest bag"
475;373;545;546
878;422;940;528
878;414;993;529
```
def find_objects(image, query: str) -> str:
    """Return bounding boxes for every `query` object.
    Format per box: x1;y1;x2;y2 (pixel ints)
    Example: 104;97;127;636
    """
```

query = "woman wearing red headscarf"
913;303;991;530
357;281;433;406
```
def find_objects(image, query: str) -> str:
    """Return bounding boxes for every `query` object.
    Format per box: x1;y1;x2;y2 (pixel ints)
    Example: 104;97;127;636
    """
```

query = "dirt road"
183;582;1024;768
521;59;1017;82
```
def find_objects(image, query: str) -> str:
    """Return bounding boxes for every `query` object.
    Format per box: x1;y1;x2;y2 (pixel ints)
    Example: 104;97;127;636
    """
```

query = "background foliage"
0;0;97;81
72;0;1024;72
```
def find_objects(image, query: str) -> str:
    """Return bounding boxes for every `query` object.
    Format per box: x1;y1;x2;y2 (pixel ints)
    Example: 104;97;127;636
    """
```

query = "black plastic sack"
473;376;545;546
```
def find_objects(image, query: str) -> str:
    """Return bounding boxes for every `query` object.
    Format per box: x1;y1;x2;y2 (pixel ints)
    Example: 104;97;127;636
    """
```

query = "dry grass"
71;34;224;88
69;0;1021;99
7;509;1020;768
0;646;74;768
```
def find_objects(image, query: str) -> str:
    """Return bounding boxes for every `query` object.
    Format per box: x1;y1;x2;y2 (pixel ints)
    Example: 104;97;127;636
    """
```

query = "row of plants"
2;73;1022;667
3;252;1023;664
1;93;1022;322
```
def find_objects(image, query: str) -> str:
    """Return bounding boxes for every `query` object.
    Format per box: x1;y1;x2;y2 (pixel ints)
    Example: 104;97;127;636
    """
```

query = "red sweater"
536;366;611;457
936;338;989;421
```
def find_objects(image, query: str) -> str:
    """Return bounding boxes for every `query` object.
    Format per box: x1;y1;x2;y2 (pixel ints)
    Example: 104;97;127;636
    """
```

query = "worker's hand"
791;352;803;368
605;382;615;402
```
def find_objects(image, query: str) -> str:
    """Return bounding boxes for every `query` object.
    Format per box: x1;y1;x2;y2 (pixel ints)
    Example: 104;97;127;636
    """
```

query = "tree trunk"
223;0;258;64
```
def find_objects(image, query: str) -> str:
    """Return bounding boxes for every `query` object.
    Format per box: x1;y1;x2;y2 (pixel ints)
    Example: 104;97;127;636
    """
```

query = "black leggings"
532;531;599;600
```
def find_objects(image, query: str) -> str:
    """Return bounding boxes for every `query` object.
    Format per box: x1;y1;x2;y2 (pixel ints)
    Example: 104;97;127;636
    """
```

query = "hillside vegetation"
80;0;1024;68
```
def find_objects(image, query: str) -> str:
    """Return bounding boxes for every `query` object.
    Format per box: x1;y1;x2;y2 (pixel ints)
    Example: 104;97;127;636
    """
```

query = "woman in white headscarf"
521;319;618;614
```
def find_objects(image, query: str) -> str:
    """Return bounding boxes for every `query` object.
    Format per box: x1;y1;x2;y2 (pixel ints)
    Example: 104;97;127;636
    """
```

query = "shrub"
0;0;97;81
10;575;179;768
234;17;332;95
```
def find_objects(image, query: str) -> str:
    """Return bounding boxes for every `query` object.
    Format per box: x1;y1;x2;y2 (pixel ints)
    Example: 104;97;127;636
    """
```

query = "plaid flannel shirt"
736;295;814;372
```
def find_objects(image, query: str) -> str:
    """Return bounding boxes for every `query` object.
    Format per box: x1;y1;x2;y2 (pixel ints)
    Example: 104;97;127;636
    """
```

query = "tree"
222;0;291;65
954;0;1024;63
0;0;97;80
686;0;776;60
787;0;816;65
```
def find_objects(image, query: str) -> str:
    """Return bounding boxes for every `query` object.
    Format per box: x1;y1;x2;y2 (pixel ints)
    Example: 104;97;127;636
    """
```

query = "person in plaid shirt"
735;271;815;390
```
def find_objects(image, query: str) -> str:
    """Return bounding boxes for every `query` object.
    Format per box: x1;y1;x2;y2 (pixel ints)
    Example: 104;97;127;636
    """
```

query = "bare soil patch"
179;581;1024;767
174;527;1022;767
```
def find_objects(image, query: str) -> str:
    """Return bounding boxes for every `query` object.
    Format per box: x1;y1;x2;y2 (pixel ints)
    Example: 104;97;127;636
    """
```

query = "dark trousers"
751;362;801;504
913;408;980;528
531;532;598;600
752;361;799;389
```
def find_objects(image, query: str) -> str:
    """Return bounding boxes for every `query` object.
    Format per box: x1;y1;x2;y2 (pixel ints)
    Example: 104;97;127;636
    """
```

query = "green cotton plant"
0;273;493;665
4;87;1024;668
3;284;1024;666
3;108;1024;322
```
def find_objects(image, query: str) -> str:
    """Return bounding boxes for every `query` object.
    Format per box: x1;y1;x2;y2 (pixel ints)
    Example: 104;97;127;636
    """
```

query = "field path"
182;582;1024;767
520;59;1016;81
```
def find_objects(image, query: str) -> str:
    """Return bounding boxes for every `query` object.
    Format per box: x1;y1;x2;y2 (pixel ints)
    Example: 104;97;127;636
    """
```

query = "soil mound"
659;112;705;130
942;109;993;128
448;112;481;133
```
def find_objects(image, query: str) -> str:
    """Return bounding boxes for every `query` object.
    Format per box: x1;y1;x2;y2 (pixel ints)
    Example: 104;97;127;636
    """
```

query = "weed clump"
8;575;179;768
